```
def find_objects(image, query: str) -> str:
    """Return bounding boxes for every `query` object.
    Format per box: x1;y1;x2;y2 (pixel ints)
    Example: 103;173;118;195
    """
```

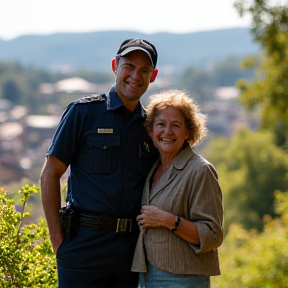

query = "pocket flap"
88;135;120;149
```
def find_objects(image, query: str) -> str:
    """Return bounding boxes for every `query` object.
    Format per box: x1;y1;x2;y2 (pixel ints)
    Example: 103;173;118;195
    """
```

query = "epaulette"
75;94;106;104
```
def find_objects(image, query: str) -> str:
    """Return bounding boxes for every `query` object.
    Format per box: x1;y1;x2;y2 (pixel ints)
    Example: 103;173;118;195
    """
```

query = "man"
40;38;159;288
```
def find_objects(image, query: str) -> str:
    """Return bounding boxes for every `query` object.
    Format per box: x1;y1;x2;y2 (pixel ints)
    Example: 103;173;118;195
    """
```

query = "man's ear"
112;58;117;74
150;68;158;83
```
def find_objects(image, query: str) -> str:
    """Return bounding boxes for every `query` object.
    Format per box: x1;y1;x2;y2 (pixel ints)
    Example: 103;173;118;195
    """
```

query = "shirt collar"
106;85;123;110
107;84;146;118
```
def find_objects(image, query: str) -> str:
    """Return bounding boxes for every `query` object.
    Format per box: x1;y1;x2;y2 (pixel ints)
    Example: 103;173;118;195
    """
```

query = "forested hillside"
0;28;260;71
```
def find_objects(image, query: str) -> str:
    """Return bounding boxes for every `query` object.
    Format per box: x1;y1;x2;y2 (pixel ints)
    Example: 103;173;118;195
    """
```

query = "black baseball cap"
116;38;158;68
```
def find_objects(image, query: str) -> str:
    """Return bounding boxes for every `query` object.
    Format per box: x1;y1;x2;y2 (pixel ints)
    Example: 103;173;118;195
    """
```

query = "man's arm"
40;155;68;254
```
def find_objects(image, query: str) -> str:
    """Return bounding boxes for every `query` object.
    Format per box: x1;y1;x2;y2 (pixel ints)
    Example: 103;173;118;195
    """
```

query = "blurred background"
0;0;288;286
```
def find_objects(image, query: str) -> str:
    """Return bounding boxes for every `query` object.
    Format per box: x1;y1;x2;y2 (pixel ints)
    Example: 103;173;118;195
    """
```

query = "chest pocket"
88;134;120;174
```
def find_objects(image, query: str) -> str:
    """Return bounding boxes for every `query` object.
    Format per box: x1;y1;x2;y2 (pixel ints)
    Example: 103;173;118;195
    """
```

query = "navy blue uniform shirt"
47;85;158;219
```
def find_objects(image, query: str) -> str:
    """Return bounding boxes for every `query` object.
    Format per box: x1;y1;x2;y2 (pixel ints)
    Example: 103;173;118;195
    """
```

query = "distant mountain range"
0;28;260;73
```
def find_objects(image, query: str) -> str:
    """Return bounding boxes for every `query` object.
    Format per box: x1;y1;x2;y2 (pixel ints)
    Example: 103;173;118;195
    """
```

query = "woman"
132;90;223;288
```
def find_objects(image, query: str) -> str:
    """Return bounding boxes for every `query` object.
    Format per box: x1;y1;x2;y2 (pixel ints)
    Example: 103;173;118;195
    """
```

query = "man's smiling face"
114;50;154;112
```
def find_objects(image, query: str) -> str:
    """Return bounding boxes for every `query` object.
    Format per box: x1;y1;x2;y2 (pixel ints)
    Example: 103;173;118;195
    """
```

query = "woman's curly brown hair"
145;90;208;146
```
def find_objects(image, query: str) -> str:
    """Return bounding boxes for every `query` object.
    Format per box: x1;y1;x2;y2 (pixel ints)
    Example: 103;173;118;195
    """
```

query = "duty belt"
79;213;133;233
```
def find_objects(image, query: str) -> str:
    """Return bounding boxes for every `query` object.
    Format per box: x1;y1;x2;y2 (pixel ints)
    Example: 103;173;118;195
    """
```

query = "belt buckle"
116;219;132;233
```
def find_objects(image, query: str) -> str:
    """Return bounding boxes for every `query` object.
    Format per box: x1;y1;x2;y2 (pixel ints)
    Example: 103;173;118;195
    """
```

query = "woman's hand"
136;205;173;230
136;205;200;245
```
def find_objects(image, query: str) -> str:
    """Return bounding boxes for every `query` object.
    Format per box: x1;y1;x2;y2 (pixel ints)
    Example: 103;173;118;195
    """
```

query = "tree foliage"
235;0;288;145
203;127;288;231
0;61;113;114
179;56;255;104
0;185;57;287
212;190;288;288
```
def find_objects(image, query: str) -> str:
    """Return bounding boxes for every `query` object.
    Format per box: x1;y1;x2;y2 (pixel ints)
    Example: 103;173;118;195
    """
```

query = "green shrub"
212;191;288;288
0;185;57;287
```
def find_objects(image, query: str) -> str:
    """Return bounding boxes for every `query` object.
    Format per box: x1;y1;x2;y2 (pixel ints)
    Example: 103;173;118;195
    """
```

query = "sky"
0;0;251;41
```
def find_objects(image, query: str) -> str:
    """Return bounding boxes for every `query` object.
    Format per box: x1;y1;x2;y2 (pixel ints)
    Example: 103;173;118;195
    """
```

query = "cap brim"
119;47;154;67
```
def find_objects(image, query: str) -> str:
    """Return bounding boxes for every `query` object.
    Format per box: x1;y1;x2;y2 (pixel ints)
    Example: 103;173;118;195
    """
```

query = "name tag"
97;128;113;134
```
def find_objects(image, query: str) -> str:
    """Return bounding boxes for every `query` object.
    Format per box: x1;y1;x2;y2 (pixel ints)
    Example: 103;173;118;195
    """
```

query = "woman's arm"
137;205;200;245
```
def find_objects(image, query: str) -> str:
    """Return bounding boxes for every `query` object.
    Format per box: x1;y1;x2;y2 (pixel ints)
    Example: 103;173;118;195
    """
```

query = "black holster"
59;203;79;239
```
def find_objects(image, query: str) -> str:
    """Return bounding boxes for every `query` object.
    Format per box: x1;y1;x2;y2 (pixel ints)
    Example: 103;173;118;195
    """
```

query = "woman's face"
151;107;187;160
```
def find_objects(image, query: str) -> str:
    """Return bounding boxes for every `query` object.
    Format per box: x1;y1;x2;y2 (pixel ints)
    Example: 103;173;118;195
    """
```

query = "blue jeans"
138;262;210;288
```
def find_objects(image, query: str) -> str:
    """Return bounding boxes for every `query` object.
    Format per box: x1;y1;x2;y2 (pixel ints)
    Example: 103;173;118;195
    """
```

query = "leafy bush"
0;185;57;287
212;190;288;288
2;183;288;287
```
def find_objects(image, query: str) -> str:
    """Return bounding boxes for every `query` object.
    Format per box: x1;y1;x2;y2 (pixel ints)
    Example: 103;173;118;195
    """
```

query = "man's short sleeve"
47;103;84;165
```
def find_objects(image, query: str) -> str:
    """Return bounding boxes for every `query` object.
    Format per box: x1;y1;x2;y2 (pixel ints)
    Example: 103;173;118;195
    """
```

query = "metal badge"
144;141;150;152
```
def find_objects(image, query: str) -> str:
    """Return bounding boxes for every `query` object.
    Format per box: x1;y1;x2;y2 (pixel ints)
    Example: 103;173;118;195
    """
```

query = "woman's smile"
151;107;187;161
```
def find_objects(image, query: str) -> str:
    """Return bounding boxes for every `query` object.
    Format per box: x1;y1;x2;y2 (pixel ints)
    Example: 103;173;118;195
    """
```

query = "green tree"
179;66;215;103
235;0;288;146
212;56;255;87
0;60;113;114
179;56;255;104
204;128;288;231
0;185;57;287
1;75;24;104
212;190;288;288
